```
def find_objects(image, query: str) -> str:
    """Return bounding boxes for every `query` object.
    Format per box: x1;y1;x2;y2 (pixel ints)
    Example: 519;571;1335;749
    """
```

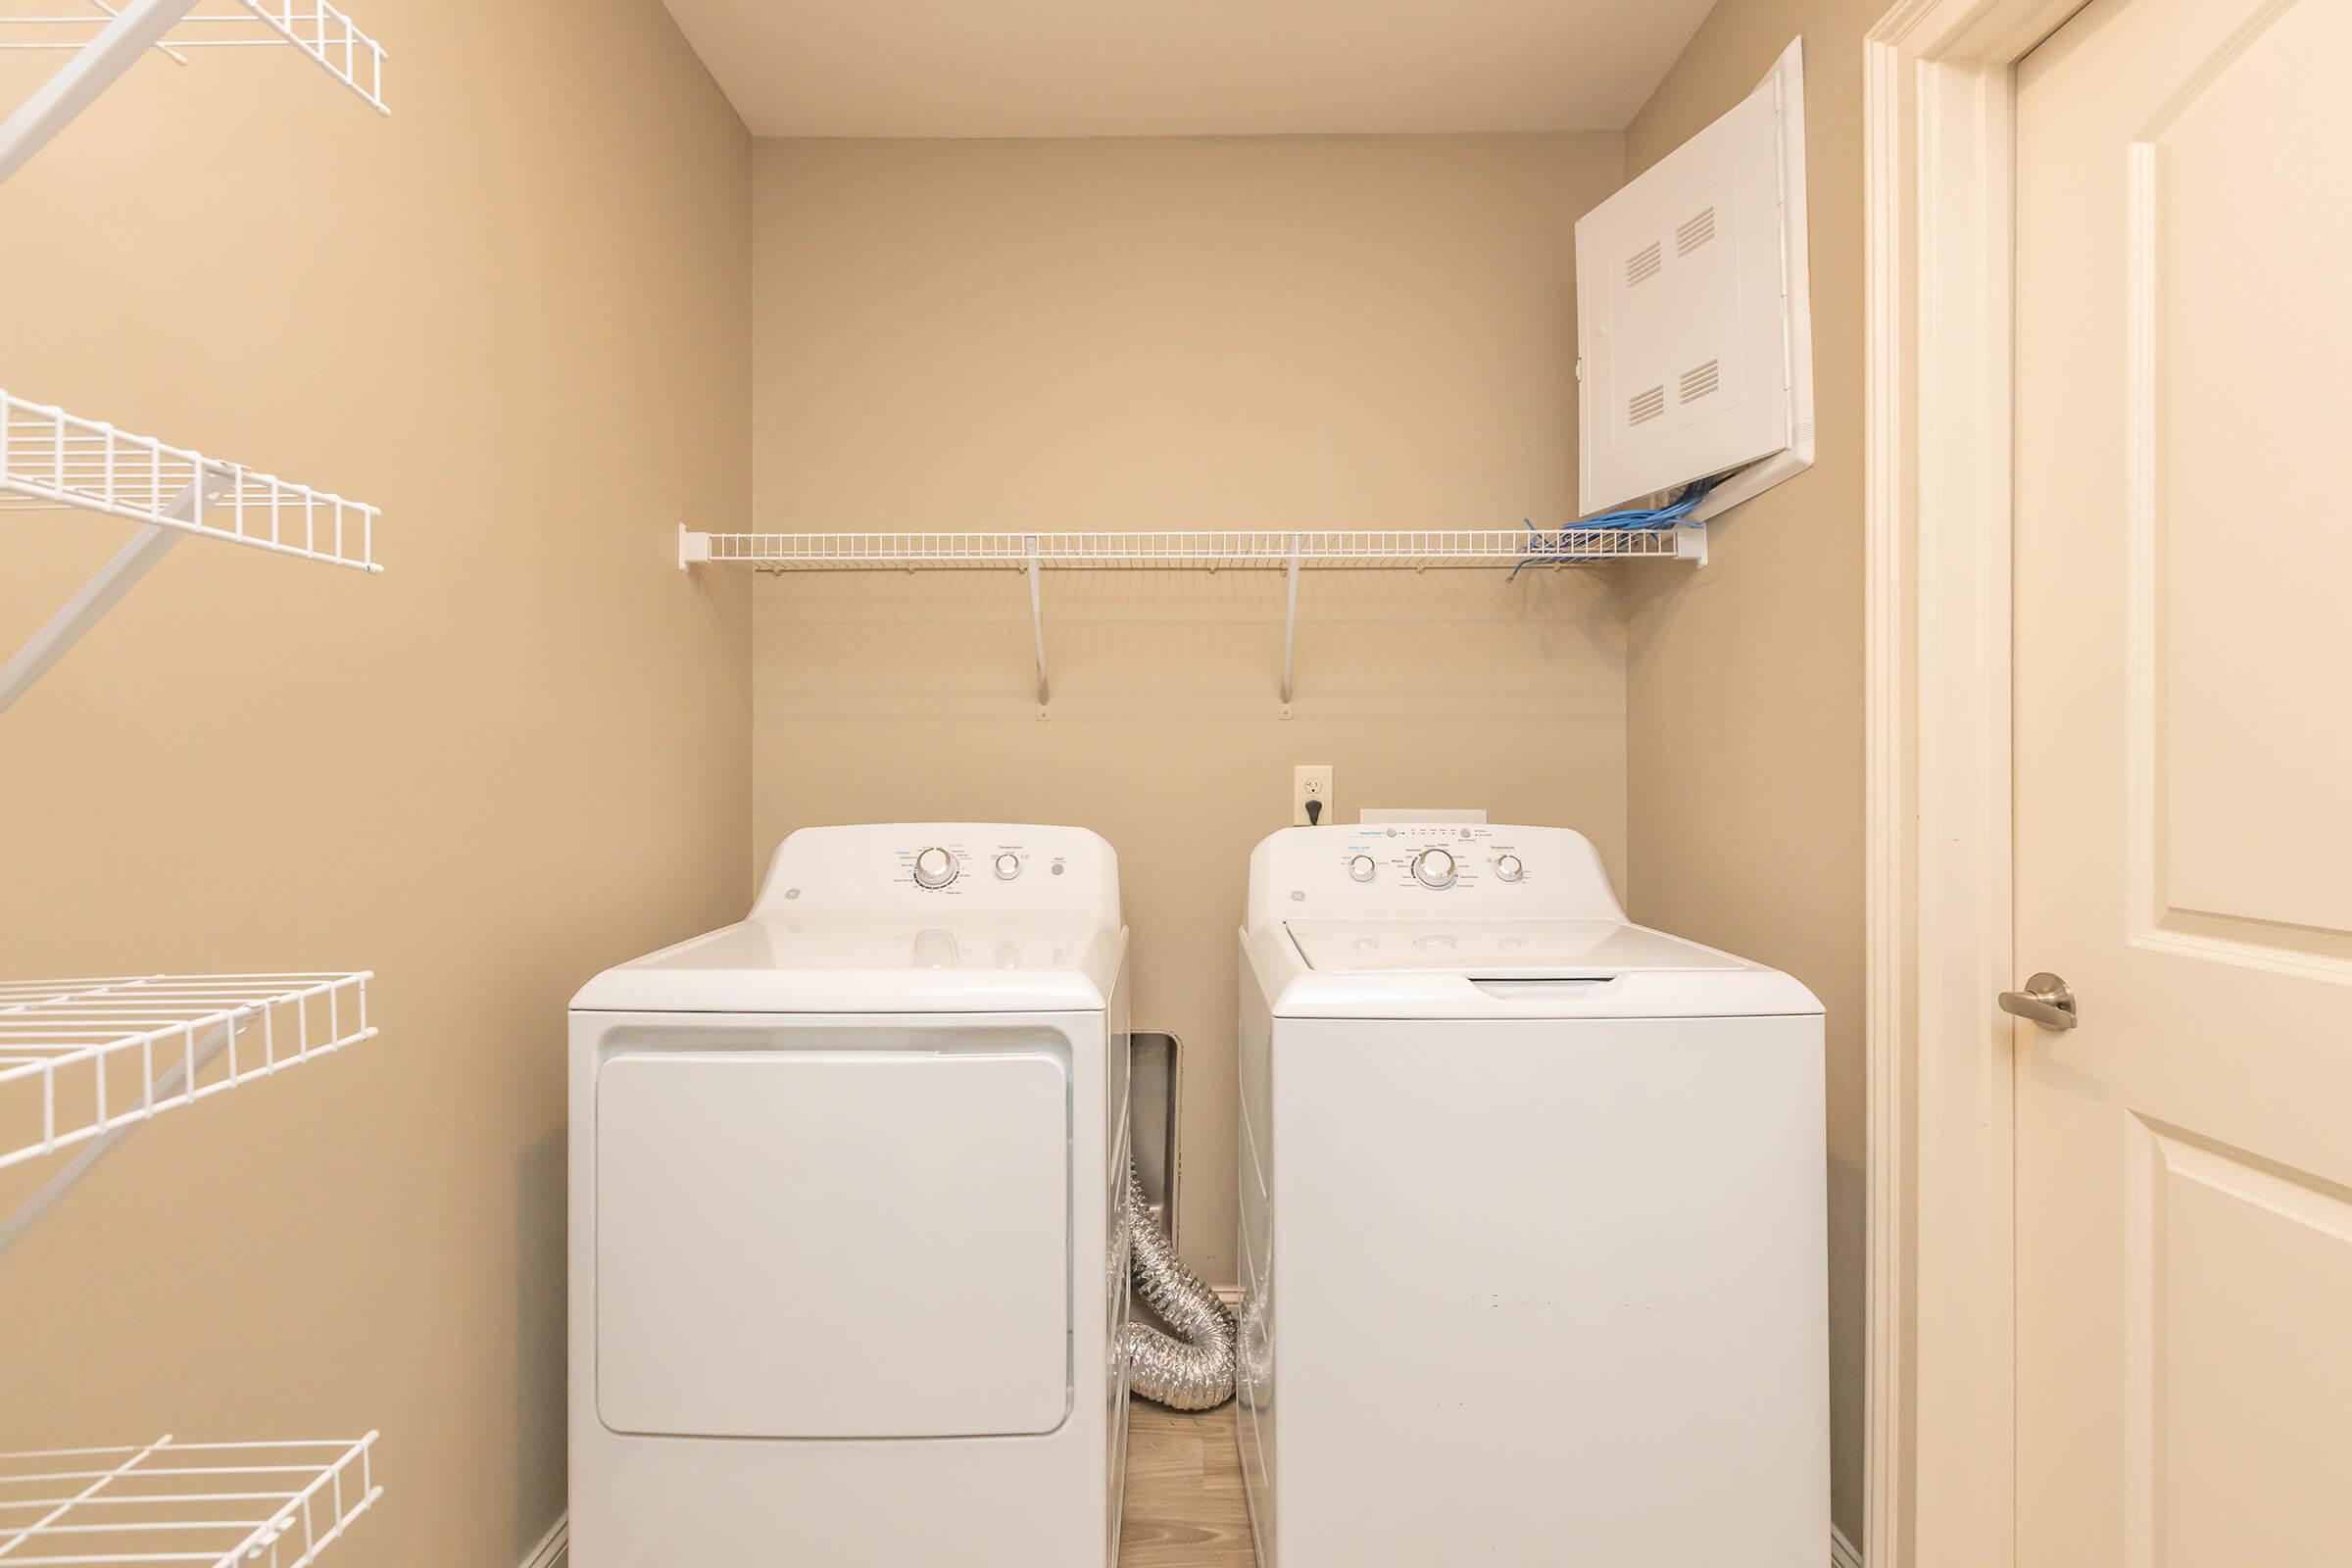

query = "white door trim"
1863;3;2084;1565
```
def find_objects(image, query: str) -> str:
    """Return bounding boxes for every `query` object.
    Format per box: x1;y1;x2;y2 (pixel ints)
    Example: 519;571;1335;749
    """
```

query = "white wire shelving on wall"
0;979;388;1563
678;522;1706;714
679;524;1704;571
0;4;388;1558
0;1433;380;1568
0;389;381;714
0;0;387;183
0;392;380;571
0;974;375;1173
0;973;375;1250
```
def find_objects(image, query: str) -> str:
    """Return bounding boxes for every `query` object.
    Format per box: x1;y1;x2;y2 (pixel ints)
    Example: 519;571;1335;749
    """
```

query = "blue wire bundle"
1510;477;1717;579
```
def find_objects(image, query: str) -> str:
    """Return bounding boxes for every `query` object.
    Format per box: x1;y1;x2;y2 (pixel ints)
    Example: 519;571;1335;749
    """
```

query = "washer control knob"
993;852;1022;880
912;847;957;889
1494;855;1525;883
1410;847;1457;889
1348;854;1377;883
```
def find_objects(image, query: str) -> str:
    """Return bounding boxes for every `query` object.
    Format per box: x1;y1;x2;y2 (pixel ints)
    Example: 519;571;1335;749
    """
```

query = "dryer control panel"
1247;822;1625;931
751;822;1121;921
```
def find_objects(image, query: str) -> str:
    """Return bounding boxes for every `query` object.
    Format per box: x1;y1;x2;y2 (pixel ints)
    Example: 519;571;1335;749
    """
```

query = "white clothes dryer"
569;823;1133;1567
1237;822;1829;1566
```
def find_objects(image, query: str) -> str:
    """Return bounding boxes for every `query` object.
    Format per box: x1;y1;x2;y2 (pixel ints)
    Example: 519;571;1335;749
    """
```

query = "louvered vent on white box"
1575;37;1813;522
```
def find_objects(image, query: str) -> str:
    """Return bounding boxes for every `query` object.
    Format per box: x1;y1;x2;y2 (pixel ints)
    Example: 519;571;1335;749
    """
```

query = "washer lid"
1269;918;1821;1019
1287;917;1739;976
571;914;1124;1013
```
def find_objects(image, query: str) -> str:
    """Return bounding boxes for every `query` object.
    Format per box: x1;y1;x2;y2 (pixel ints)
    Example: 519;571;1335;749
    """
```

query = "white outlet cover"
1294;764;1334;826
1575;37;1812;520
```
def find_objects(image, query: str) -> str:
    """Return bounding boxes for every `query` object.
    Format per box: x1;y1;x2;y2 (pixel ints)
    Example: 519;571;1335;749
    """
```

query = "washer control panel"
1248;821;1625;926
1410;847;1457;889
1341;824;1531;898
752;823;1120;919
894;839;1054;895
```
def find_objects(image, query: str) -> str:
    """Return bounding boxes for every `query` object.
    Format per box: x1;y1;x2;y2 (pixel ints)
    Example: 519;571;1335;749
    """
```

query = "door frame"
1861;2;2084;1565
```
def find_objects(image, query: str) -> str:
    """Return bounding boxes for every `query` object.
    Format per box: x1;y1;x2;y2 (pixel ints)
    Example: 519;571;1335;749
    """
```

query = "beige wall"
750;134;1627;1284
0;4;750;1564
1623;3;1888;1544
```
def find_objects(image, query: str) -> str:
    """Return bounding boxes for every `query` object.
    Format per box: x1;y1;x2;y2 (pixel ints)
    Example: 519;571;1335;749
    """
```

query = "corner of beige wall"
1619;0;1893;1544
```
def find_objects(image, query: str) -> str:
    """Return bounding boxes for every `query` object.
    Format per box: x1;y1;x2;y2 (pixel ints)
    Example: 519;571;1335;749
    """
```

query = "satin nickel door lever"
2000;972;2079;1030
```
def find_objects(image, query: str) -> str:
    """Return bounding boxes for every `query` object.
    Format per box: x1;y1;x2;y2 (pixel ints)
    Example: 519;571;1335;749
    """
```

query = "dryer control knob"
993;852;1022;880
1494;855;1525;882
1348;854;1377;882
912;847;958;889
1411;847;1457;889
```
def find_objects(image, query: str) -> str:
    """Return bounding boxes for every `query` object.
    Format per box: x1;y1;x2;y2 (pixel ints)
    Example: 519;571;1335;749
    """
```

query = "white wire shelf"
0;0;385;185
0;973;374;1174
0;1;388;111
681;523;1704;714
1;391;379;573
679;525;1705;571
0;1434;379;1568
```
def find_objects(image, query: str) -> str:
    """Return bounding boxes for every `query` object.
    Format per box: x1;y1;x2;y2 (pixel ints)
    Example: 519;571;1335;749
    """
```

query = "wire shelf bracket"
1024;535;1048;718
678;522;1705;713
0;973;375;1256
0;1433;381;1567
1279;532;1301;715
0;0;388;184
0;389;381;714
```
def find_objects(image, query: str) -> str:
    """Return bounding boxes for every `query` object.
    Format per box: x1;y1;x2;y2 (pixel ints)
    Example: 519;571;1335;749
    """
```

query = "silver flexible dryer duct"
1118;1161;1236;1411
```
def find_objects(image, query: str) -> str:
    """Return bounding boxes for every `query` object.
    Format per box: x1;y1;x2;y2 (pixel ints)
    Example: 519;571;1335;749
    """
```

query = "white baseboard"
520;1513;567;1568
1213;1283;1243;1310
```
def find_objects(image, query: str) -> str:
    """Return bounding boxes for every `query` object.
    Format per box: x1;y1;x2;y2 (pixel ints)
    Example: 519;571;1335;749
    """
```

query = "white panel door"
596;1047;1070;1440
2015;1;2352;1561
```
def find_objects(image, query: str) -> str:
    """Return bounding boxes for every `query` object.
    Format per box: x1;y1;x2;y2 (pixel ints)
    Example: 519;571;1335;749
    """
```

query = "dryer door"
594;1023;1073;1440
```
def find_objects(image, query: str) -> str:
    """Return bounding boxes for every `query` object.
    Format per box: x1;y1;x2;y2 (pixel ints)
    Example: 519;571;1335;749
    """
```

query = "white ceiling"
659;1;1722;139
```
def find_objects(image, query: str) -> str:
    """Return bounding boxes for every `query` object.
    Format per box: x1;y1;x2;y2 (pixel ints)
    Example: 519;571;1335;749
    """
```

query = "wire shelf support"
0;0;388;183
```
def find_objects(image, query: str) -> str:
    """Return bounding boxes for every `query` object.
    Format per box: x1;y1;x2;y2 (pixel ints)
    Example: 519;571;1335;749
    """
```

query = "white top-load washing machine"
1237;823;1828;1566
569;823;1134;1568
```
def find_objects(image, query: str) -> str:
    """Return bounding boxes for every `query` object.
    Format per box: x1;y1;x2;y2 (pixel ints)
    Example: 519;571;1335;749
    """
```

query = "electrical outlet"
1294;764;1334;826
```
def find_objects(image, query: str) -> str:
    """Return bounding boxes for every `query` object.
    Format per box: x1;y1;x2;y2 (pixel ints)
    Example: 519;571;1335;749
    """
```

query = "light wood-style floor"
1118;1403;1257;1567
